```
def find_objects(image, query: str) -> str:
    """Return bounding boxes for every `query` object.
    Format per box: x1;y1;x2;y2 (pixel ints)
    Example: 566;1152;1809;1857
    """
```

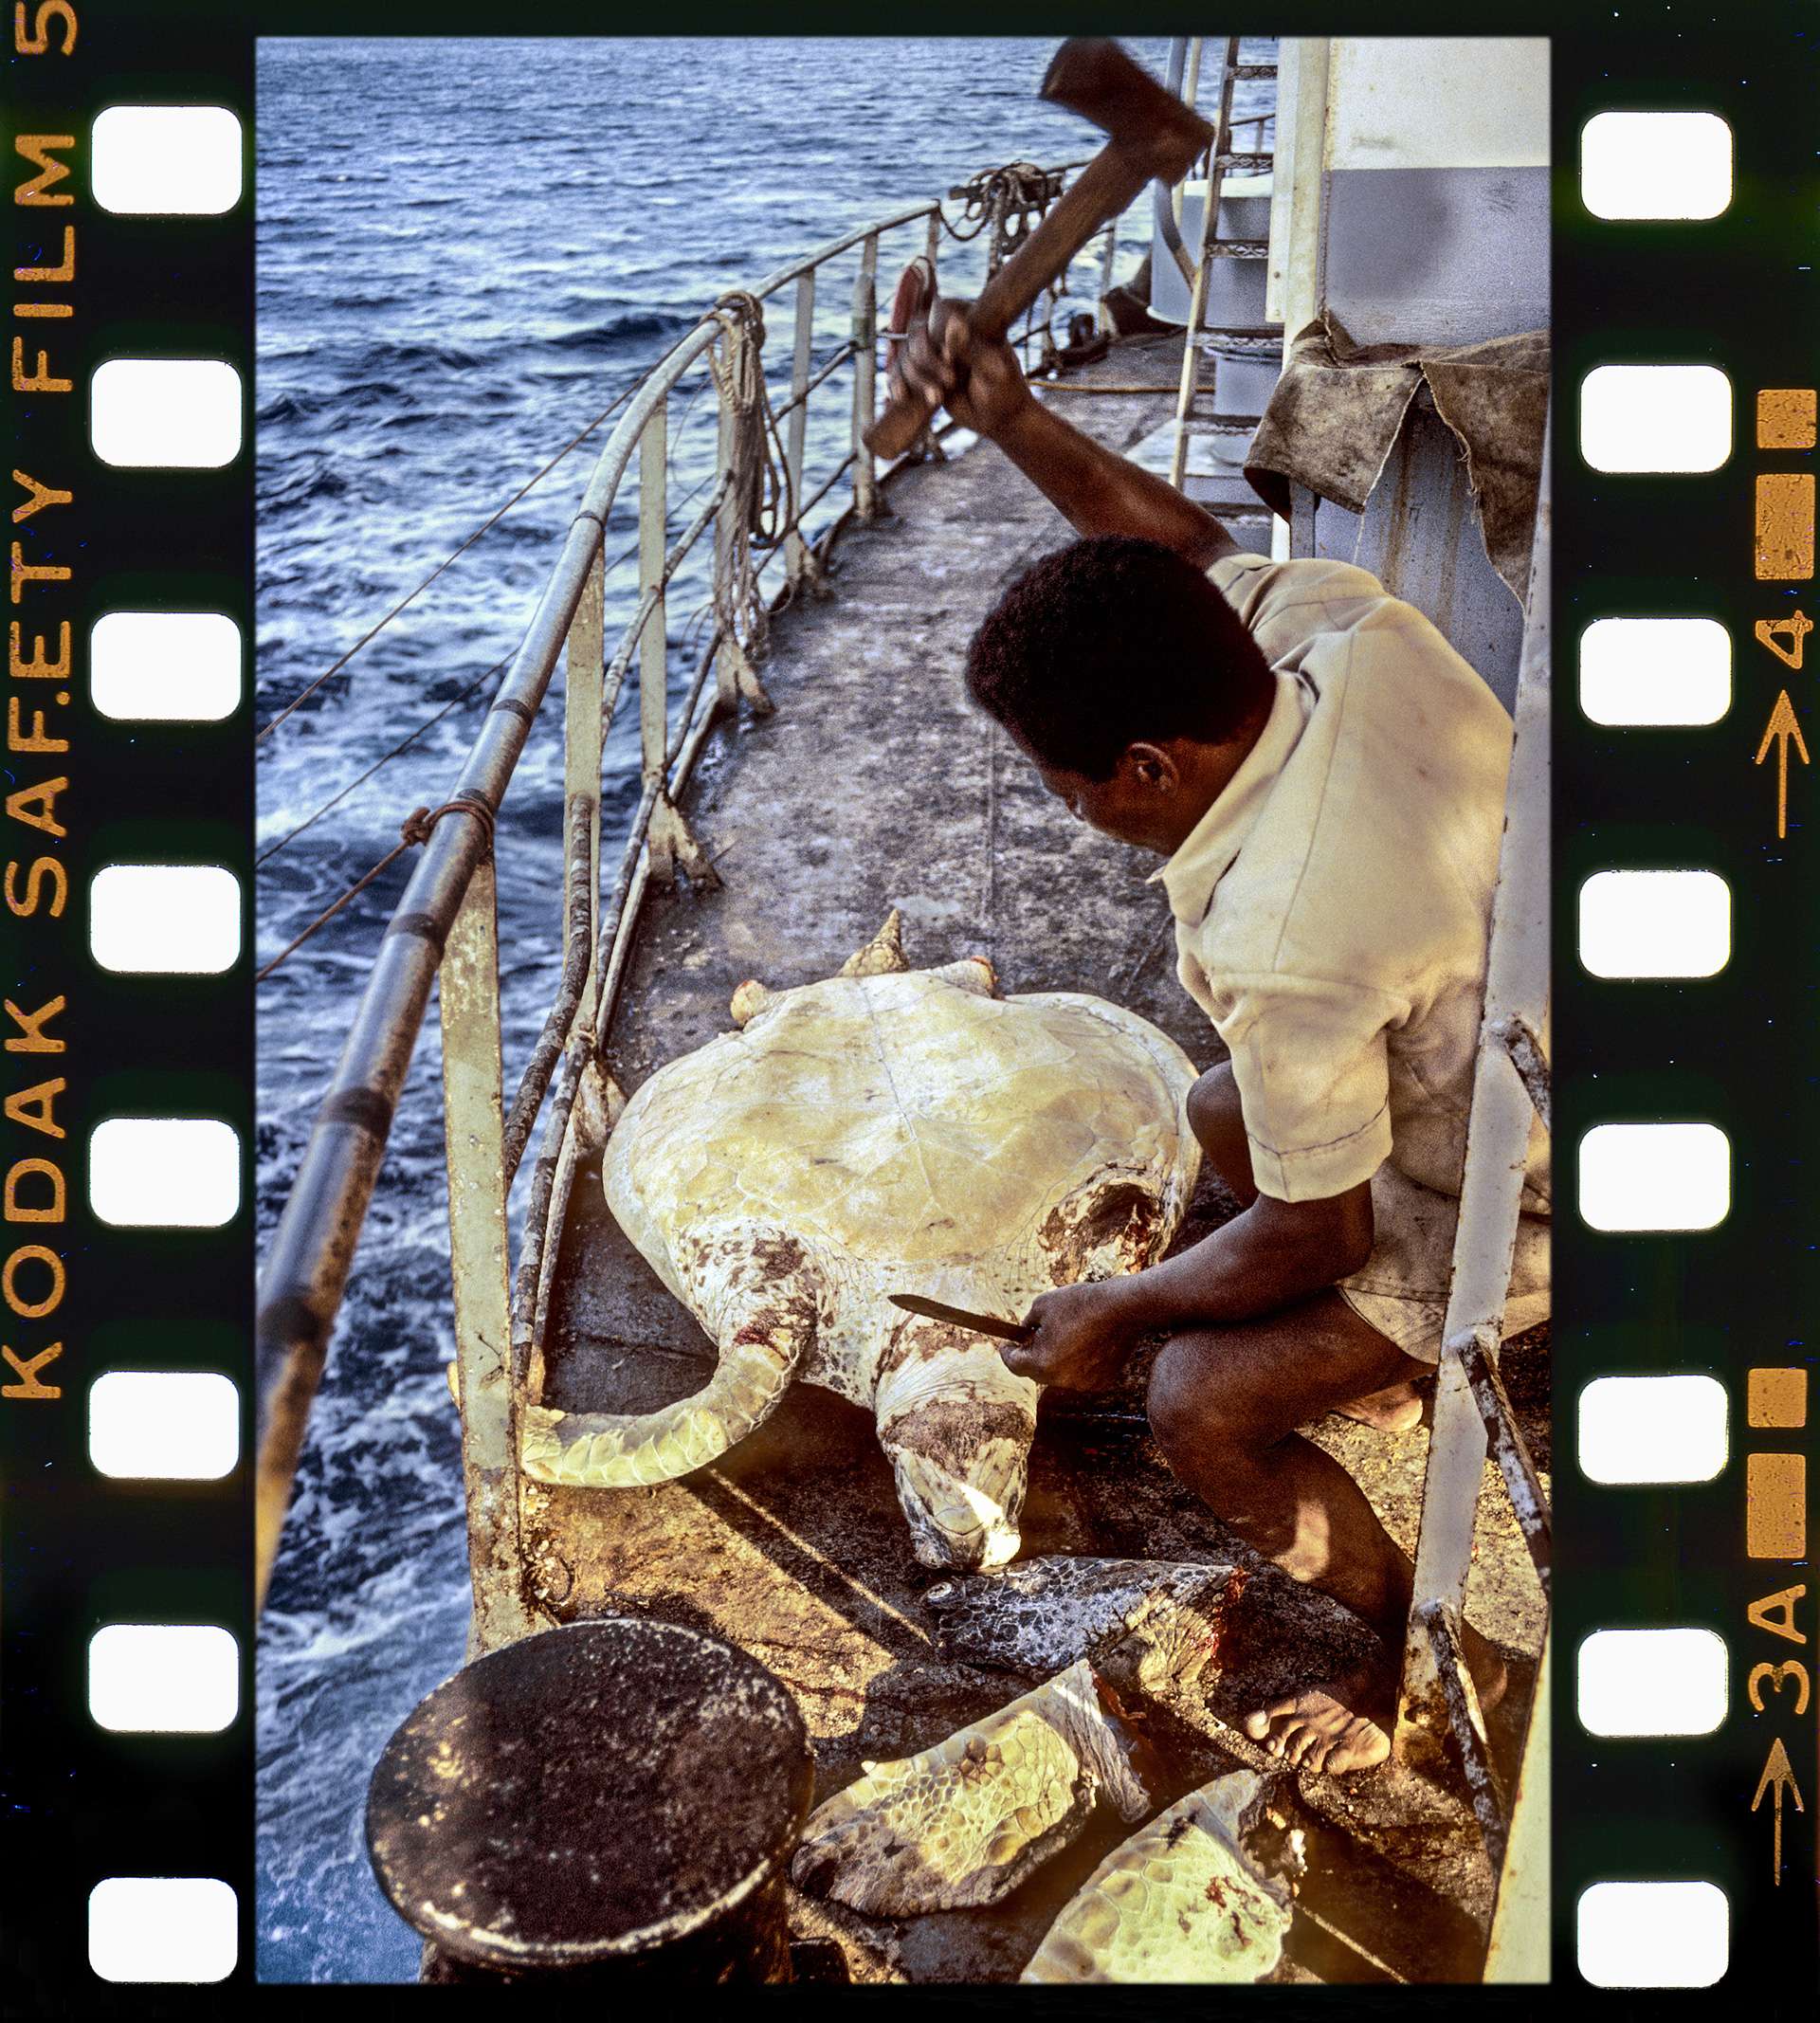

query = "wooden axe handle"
865;47;1212;460
864;151;1156;461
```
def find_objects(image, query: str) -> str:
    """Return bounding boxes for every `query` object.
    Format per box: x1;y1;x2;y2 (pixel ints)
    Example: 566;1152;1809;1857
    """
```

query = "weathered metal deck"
530;336;1550;1984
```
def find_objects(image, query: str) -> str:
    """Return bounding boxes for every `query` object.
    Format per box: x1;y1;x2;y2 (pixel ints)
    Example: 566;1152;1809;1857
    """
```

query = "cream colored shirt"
1160;553;1549;1210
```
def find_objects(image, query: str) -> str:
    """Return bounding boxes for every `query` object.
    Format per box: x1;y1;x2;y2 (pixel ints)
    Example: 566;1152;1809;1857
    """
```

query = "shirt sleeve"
1203;970;1405;1202
1210;556;1393;670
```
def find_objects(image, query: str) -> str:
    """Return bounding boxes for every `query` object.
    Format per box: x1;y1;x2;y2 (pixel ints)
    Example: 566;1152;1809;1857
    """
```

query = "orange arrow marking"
1752;1735;1804;1884
1755;689;1811;839
1755;611;1812;671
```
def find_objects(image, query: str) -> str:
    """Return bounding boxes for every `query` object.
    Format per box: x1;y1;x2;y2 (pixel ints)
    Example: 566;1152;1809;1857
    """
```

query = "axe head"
1041;38;1218;186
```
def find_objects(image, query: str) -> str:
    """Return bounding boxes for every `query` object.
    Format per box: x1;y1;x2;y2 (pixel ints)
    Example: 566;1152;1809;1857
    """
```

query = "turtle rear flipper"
520;1223;819;1487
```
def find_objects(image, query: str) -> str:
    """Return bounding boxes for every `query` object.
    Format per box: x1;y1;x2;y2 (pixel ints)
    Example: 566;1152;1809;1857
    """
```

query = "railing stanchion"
641;394;717;885
638;401;674;876
440;856;535;1656
1097;216;1119;333
712;323;745;711
564;541;606;995
785;270;817;593
851;231;880;521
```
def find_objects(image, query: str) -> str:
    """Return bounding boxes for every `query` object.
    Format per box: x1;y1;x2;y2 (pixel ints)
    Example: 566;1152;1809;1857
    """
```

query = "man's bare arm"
892;296;1244;570
992;395;1242;569
1003;1186;1374;1392
1117;1185;1374;1331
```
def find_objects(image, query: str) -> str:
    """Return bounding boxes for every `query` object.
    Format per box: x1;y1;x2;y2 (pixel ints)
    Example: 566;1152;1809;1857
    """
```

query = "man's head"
965;534;1274;854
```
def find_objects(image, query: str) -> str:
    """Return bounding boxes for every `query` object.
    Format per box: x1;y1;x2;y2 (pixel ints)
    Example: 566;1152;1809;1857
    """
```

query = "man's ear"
1123;740;1181;793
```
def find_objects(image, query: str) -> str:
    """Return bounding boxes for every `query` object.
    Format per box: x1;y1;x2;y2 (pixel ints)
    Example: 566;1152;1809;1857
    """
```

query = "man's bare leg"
1146;1294;1507;1774
1185;1062;1422;1433
1333;1380;1427;1433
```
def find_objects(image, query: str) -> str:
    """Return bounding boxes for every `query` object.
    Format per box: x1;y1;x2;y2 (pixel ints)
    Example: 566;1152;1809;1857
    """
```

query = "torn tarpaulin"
1244;313;1549;605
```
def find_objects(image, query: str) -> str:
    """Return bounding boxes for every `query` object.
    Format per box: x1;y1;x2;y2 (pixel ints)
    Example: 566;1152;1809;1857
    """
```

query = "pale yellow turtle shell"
610;959;1198;1286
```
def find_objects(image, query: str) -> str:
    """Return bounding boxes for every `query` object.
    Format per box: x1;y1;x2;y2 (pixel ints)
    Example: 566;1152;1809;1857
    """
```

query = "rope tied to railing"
939;160;1075;374
401;792;498;857
706;288;789;679
942;160;1067;269
256;794;498;985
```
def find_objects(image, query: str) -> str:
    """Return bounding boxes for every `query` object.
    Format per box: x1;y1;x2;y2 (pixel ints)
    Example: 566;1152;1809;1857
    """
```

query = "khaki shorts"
1336;1160;1550;1365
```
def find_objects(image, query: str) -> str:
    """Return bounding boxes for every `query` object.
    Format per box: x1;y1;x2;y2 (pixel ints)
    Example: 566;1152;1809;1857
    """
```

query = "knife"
889;1293;1035;1343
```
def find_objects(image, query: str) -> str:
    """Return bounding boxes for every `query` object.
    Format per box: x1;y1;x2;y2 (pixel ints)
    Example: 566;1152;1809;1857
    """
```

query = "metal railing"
1283;395;1551;1975
1391;410;1553;1980
254;162;1115;1614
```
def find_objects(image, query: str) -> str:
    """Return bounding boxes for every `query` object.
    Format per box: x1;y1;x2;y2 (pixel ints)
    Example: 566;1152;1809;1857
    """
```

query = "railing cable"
255;656;505;869
256;796;493;986
255;381;642;743
256;385;726;873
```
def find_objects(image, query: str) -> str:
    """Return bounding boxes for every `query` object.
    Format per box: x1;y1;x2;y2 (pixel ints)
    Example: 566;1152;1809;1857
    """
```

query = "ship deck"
531;335;1550;1984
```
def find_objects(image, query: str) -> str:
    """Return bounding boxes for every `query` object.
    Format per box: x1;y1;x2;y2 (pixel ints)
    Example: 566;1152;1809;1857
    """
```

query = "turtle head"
874;1332;1039;1571
730;913;999;1030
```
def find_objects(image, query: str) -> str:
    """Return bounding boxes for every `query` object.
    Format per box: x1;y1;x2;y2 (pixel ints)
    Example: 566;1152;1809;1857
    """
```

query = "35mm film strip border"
4;2;254;2001
4;0;1817;2001
1557;12;1820;1995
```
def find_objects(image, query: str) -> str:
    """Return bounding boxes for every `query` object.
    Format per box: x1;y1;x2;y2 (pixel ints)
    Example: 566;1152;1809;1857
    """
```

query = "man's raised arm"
893;297;1244;572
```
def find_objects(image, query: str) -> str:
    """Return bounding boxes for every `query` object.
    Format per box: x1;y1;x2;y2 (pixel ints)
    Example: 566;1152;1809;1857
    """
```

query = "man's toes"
1245;1699;1296;1742
1327;1722;1390;1775
1300;1729;1338;1775
1284;1722;1327;1767
1265;1720;1307;1762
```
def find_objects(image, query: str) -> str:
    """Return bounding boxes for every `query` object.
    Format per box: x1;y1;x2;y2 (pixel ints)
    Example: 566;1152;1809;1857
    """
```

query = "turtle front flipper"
791;1658;1150;1916
1021;1772;1294;1984
520;1225;820;1487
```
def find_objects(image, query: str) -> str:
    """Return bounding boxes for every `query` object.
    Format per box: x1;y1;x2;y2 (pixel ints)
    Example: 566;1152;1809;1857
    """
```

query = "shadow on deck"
529;336;1550;1984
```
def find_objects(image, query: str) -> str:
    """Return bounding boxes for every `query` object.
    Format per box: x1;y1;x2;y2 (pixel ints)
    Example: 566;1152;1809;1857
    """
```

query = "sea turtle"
519;914;1201;1569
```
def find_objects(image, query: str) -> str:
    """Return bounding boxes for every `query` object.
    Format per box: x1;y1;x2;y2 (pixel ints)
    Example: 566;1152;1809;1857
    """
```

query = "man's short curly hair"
964;535;1273;779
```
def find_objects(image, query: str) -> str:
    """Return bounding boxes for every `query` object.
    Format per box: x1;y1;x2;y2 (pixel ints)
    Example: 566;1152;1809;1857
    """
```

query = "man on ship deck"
889;301;1548;1777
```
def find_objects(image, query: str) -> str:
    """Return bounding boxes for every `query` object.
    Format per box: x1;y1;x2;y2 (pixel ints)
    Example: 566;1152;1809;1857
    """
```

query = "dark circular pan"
366;1617;812;1974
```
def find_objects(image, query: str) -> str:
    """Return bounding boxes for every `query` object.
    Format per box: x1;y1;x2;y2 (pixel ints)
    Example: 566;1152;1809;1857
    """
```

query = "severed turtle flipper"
1022;1770;1296;1985
790;1658;1150;1917
922;1555;1233;1676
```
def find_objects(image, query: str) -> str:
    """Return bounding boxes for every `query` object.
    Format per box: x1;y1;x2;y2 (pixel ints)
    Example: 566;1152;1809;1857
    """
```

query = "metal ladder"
1161;36;1278;492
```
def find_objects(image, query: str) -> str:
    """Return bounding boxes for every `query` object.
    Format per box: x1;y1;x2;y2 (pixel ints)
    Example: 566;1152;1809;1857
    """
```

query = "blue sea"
255;34;1272;1982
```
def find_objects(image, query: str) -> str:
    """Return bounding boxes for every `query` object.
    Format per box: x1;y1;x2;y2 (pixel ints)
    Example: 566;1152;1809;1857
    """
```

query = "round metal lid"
366;1617;812;1974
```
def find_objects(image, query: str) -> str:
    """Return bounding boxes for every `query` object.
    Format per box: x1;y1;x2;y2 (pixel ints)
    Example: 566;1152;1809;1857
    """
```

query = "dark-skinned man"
892;296;1549;1774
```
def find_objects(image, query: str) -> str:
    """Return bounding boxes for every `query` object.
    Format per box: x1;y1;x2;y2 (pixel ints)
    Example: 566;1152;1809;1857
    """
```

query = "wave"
259;457;352;514
374;337;486;372
258;379;412;425
542;307;697;353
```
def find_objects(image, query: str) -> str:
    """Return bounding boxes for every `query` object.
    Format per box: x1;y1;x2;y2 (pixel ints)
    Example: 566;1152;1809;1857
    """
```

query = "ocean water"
255;34;1272;1982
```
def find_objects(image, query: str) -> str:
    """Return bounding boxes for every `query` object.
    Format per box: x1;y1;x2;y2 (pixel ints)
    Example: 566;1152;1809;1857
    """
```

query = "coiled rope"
704;289;794;680
939;160;1068;270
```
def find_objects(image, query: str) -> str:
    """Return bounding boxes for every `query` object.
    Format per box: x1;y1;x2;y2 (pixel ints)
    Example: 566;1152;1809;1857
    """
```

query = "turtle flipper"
1022;1772;1294;1984
791;1658;1148;1916
519;1225;818;1486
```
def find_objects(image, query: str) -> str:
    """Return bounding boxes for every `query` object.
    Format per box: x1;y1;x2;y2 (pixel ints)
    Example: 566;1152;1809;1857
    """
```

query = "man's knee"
1146;1333;1267;1462
1185;1063;1257;1201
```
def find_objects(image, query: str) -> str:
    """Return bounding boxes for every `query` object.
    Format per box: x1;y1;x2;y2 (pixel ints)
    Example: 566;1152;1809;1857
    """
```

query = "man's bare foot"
1242;1661;1392;1775
1333;1379;1425;1432
1242;1630;1511;1777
